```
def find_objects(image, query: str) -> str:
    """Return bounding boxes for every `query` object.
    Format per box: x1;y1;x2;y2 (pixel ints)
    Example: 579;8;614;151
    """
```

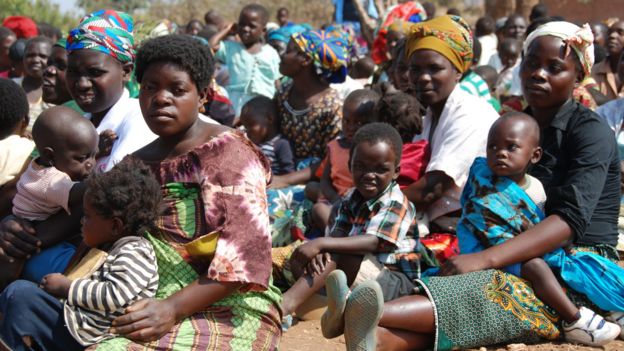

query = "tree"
77;0;147;14
0;0;79;32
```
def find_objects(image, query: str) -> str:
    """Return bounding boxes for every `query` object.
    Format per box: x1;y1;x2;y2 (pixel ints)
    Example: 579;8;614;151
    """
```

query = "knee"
521;258;548;278
1;280;41;308
304;181;320;201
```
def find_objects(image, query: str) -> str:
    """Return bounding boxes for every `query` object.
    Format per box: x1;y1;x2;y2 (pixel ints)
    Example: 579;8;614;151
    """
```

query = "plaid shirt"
330;182;421;279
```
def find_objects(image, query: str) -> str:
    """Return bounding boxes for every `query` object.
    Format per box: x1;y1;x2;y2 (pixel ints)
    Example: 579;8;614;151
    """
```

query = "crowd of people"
0;1;623;350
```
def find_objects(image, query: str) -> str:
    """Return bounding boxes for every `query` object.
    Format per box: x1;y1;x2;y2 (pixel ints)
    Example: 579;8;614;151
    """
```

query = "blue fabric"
22;242;76;283
0;280;83;351
458;157;624;311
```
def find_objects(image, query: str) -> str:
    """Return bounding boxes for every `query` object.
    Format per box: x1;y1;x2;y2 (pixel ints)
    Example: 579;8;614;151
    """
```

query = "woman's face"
67;49;131;115
408;49;460;108
606;21;624;56
520;36;579;110
42;46;72;105
24;41;51;79
139;62;206;138
279;40;307;77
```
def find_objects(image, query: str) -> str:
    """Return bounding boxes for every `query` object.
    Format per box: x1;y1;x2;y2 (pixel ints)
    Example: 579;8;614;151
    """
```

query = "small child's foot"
606;311;624;339
563;307;621;346
321;270;350;338
344;280;384;351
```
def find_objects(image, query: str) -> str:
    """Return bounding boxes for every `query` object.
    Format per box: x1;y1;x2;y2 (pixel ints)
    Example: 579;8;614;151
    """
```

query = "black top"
528;100;620;246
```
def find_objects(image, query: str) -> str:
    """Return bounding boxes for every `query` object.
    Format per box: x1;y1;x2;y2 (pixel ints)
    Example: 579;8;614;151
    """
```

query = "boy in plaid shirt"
280;123;421;325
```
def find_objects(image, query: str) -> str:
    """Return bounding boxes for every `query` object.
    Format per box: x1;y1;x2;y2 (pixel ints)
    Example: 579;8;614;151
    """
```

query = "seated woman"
333;19;623;351
0;34;281;351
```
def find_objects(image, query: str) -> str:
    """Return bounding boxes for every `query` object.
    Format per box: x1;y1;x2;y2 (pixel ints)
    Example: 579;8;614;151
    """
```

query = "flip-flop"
321;270;350;338
344;280;384;351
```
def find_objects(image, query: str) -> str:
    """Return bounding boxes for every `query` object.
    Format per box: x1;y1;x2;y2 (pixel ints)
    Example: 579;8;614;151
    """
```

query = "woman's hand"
0;215;39;262
439;252;488;276
110;298;178;342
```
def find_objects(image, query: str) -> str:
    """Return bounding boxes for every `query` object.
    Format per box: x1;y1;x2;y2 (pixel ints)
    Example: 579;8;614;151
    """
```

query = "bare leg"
304;181;321;202
521;258;579;323
311;202;332;230
379;294;436;333
281;260;337;316
376;326;433;351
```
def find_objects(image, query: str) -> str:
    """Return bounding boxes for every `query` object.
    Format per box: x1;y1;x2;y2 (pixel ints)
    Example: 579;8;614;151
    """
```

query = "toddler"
210;3;281;115
310;89;380;229
458;112;623;346
0;158;160;349
240;96;294;176
495;38;521;100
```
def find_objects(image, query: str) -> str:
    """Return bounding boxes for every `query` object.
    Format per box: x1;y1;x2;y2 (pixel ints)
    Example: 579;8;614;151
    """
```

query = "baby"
458;112;622;346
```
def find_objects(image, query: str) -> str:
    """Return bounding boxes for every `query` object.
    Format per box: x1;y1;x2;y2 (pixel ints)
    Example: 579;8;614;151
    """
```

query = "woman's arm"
110;277;242;341
440;214;573;275
402;170;455;210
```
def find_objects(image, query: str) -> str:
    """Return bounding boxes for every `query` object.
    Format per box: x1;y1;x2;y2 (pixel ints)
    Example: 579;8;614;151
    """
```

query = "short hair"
493;112;541;145
36;23;61;41
472;36;482;64
350;122;403;165
85;157;162;236
25;35;52;52
529;4;548;21
0;27;15;41
241;95;278;127
277;7;289;15
8;39;26;62
0;78;28;139
135;34;214;92
344;89;381;124
499;38;520;55
422;1;436;19
241;4;269;25
374;92;422;143
476;16;495;37
473;65;498;90
446;8;461;16
186;19;203;31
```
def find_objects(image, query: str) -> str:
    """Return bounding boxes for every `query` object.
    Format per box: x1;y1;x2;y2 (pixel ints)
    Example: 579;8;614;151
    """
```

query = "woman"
339;20;622;351
401;15;499;238
41;38;82;113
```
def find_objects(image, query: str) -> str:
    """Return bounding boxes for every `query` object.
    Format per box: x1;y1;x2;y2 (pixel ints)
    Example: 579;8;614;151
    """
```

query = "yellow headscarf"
406;15;473;73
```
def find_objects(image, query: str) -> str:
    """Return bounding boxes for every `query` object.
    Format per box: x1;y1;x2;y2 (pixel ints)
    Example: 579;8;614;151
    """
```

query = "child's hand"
305;252;331;276
291;241;322;271
40;273;72;298
97;129;118;158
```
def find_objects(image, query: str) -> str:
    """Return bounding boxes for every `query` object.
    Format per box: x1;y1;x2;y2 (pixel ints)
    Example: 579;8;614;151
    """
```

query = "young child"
310;89;380;229
239;95;294;176
210;3;281;115
0;158;160;349
281;123;420;337
458;112;623;346
495;38;521;100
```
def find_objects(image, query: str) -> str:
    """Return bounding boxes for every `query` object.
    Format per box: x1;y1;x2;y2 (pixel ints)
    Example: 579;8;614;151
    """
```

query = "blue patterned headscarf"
292;30;349;84
268;23;312;44
66;9;135;63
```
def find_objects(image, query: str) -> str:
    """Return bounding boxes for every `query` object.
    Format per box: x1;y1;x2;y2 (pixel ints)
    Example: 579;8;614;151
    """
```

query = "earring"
199;103;206;113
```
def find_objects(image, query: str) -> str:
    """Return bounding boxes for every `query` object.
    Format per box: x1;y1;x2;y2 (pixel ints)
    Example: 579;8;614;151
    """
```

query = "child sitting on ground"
0;158;160;349
209;3;281;115
239;96;294;176
309;89;380;230
280;123;421;338
457;112;623;346
1;106;98;288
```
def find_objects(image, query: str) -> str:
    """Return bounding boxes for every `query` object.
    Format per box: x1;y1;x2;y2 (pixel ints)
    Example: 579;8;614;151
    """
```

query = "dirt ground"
280;319;624;351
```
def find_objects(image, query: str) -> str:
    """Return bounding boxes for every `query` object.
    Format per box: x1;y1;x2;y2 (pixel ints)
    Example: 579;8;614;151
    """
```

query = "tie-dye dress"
90;131;282;351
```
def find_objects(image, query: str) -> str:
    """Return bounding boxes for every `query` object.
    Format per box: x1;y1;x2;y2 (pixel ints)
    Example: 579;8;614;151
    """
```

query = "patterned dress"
277;81;343;162
91;132;282;351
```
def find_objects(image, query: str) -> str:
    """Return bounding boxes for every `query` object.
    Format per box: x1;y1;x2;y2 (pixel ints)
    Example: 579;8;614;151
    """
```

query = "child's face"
52;124;98;181
240;109;269;145
238;10;265;46
67;49;131;115
351;141;399;200
24;41;51;79
500;46;519;68
187;21;203;36
342;100;365;143
81;193;119;248
277;9;289;27
42;46;72;105
520;36;579;110
139;62;206;138
486;118;541;183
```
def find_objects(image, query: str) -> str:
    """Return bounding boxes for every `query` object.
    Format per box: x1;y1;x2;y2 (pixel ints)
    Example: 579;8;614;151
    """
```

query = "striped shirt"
64;236;158;346
258;134;295;176
330;182;420;278
460;70;501;112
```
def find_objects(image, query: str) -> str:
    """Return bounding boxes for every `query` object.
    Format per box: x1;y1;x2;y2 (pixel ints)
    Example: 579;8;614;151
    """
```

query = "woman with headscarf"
326;20;624;351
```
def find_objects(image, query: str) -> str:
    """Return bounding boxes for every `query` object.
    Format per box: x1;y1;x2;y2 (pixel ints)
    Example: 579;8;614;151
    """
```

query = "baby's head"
350;122;403;200
0;78;29;139
240;96;278;145
498;38;521;68
32;106;98;181
350;56;376;80
486;112;542;183
238;4;269;47
374;91;422;143
82;157;162;248
473;65;498;95
342;89;380;144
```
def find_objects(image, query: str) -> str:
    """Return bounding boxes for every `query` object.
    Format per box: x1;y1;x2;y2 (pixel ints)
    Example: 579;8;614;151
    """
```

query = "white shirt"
331;75;365;100
85;90;157;172
478;34;498;67
413;86;499;220
487;53;504;73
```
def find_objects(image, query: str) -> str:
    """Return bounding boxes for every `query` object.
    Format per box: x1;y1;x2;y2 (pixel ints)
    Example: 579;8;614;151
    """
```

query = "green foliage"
0;0;79;32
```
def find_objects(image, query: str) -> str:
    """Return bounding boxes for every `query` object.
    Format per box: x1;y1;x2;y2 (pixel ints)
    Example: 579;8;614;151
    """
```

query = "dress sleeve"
202;134;273;292
214;40;229;64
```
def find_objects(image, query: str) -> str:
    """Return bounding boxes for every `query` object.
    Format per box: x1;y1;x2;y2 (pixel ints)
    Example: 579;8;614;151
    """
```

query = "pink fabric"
13;159;76;220
397;140;430;190
327;139;353;196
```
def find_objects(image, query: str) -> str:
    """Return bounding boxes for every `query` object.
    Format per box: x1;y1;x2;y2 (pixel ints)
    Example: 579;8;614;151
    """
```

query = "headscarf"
291;30;349;84
54;38;67;49
2;16;38;39
371;1;427;64
523;21;594;78
406;15;473;73
267;23;311;44
66;9;135;63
